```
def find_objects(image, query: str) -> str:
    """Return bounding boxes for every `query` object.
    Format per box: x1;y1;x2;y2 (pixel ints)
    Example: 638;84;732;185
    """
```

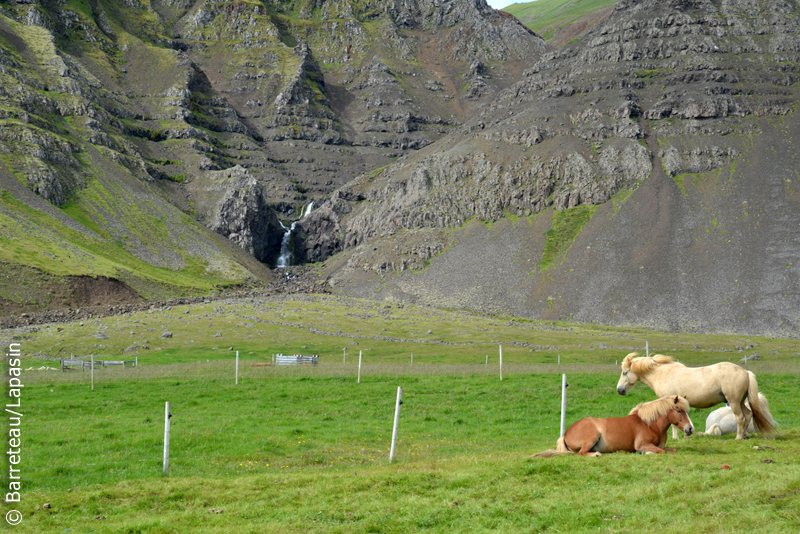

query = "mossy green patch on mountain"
672;173;690;196
538;203;596;271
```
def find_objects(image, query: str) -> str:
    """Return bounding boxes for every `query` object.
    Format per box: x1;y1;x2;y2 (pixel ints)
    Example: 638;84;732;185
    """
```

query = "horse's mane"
624;352;676;374
629;396;689;424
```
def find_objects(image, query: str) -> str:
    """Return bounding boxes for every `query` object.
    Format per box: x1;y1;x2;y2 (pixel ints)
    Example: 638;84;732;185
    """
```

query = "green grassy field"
3;295;799;532
505;0;616;42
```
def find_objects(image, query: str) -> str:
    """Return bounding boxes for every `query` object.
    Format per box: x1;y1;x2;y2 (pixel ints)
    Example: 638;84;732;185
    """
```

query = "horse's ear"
673;396;680;404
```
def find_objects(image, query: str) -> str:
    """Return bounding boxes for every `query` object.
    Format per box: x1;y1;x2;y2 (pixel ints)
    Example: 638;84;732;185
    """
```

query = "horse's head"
616;353;639;395
667;396;694;437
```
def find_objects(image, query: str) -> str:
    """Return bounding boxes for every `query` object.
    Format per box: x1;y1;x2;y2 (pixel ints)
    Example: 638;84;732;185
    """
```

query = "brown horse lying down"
533;396;694;457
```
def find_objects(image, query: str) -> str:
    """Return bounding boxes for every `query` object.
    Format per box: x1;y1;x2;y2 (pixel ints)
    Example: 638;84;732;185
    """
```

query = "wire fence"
17;362;800;491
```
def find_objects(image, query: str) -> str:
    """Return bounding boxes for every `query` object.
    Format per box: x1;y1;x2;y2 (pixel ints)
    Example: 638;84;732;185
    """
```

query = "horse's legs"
575;437;603;456
635;443;666;454
671;425;680;440
740;402;753;438
729;401;748;440
570;433;603;457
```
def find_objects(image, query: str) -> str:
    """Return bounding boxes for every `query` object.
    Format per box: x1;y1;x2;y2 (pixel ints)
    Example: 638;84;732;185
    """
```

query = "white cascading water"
276;204;312;269
276;221;296;268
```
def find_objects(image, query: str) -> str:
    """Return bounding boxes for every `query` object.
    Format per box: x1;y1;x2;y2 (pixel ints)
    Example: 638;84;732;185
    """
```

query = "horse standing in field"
533;396;694;457
616;353;776;440
705;392;778;436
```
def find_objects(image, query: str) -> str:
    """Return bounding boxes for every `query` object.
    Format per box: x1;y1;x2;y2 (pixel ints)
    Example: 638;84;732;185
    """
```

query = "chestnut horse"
616;353;776;440
533;396;694;457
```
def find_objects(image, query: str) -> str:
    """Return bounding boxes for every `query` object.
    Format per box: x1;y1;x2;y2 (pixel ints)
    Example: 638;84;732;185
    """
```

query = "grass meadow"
3;295;800;533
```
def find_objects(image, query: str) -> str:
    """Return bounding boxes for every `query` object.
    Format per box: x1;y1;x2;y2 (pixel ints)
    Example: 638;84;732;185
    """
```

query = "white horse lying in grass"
705;393;777;436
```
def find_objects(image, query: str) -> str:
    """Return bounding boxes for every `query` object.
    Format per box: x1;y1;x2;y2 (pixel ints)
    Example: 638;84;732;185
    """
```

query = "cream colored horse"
616;353;775;440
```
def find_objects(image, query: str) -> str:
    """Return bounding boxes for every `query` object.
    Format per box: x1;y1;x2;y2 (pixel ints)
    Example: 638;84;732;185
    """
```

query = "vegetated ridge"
504;0;617;49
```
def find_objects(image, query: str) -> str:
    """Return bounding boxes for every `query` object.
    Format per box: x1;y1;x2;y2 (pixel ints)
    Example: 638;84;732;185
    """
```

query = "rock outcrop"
209;166;284;264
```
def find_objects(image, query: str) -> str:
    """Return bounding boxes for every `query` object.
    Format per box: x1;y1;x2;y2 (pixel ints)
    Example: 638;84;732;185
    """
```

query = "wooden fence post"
357;350;362;383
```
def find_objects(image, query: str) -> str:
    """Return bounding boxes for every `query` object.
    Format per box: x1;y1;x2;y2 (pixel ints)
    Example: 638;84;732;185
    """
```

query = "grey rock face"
209;167;283;264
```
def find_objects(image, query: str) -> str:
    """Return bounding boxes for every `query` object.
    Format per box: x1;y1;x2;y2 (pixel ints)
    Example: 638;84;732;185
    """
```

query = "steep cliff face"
0;0;547;305
306;0;800;336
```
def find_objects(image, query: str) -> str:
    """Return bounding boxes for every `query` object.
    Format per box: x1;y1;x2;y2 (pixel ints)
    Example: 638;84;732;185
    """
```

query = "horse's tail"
747;372;777;438
532;436;574;458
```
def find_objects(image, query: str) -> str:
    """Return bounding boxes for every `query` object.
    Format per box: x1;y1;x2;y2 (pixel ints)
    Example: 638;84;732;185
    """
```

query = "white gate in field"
275;354;318;366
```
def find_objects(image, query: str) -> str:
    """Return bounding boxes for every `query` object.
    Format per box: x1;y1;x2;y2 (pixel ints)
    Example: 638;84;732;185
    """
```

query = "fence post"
499;345;503;381
646;340;649;357
410;353;413;366
235;351;239;385
357;350;362;383
389;386;402;463
343;347;346;364
560;374;568;437
91;355;94;391
163;402;171;476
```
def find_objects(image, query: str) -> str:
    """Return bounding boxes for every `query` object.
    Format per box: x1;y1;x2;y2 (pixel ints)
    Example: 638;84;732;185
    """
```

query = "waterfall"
276;203;313;268
276;221;296;268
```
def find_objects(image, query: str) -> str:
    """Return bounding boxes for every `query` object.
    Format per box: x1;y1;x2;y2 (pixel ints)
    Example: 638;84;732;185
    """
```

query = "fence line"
22;377;800;492
25;361;627;387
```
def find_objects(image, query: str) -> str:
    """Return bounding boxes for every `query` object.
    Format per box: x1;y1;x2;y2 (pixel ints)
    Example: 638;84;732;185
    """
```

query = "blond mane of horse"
629;396;689;424
623;353;677;374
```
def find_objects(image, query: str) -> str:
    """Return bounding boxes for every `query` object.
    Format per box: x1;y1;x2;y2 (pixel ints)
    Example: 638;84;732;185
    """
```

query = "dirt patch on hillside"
0;265;329;329
0;263;145;316
70;276;144;307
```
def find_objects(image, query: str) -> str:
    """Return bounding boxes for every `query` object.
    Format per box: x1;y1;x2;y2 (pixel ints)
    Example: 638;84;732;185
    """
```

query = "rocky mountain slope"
0;0;547;310
2;0;798;337
303;0;800;337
